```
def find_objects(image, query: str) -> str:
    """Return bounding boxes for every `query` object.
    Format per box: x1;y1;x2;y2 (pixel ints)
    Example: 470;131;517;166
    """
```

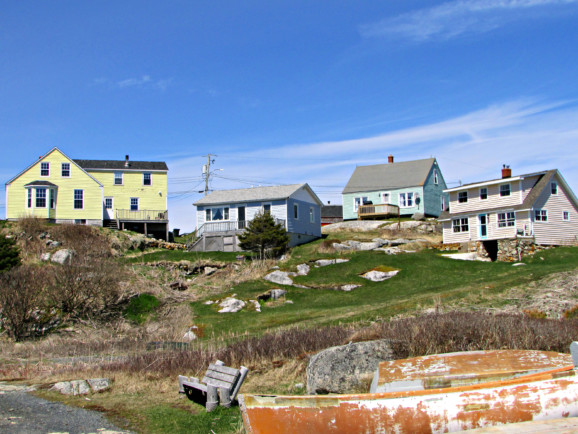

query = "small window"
500;184;511;197
205;209;211;222
551;182;558;195
143;172;152;186
381;193;389;204
458;192;468;203
440;196;446;211
534;210;548;222
74;219;86;225
105;198;113;209
399;192;413;208
293;204;299;219
563;211;570;221
263;204;271;214
36;188;46;207
434;169;439;185
40;162;50;177
452;218;469;233
480;188;488;200
74;189;83;209
27;189;32;208
61;163;70;177
498;212;515;227
49;189;55;209
114;172;123;185
224;207;229;220
310;207;314;223
212;208;224;220
130;197;139;211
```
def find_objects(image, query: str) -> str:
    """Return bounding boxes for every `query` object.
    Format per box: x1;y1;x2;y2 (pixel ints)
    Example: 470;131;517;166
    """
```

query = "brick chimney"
125;155;130;167
388;155;394;163
502;164;511;179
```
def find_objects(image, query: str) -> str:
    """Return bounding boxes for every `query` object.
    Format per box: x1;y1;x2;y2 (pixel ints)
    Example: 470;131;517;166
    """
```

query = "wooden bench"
178;360;249;412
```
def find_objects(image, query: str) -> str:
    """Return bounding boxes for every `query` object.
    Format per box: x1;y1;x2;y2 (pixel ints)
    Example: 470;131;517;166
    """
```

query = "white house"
440;166;578;260
191;183;323;252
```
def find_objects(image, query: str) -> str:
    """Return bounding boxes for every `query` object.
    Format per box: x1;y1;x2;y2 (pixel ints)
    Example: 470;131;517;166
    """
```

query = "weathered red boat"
240;347;578;433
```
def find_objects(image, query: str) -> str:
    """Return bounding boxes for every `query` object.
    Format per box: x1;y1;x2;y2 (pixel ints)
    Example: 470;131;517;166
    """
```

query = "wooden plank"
208;364;239;376
203;377;238;389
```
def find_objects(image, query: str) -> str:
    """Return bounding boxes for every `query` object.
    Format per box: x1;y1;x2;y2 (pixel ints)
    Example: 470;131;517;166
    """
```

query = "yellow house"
5;147;169;239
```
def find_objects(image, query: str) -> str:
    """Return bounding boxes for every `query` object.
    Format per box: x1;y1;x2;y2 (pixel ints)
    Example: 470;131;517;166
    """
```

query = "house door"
238;206;246;230
478;214;488;239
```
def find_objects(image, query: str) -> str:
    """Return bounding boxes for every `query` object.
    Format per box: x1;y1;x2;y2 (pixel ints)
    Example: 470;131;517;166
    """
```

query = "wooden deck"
357;203;399;220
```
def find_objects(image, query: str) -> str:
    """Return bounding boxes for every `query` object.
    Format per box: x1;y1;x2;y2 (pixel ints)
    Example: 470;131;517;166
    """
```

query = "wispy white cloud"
117;75;152;88
167;98;578;231
92;76;173;91
360;0;578;42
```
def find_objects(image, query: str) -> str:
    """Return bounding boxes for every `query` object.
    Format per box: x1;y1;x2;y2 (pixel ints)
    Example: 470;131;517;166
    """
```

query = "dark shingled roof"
74;159;168;171
321;205;343;218
342;158;436;194
24;180;58;187
439;170;556;220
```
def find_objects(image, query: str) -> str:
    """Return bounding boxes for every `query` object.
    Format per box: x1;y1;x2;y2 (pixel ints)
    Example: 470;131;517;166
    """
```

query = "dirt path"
0;382;131;434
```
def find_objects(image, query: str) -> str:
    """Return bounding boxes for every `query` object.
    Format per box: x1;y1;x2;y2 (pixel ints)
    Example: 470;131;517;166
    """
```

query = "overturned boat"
240;346;578;433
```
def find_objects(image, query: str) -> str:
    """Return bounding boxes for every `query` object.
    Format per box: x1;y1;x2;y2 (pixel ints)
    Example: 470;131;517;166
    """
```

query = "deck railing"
357;204;399;219
116;209;168;221
197;218;286;237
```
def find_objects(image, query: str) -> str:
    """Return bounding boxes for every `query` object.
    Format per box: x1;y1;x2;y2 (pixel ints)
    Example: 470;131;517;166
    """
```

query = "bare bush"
0;265;51;341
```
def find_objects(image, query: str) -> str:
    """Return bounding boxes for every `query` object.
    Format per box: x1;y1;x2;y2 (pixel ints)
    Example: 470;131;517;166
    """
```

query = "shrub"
318;239;340;253
564;306;578;319
0;236;20;272
125;294;161;324
238;212;289;259
0;265;50;341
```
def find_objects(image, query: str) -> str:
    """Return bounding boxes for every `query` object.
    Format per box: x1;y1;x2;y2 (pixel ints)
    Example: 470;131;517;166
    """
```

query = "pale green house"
342;156;448;220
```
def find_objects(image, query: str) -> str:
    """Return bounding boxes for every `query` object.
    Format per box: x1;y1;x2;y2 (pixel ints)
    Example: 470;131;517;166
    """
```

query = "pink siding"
449;180;523;214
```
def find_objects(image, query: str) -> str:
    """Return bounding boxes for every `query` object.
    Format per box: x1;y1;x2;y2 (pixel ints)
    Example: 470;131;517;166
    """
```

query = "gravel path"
0;383;131;434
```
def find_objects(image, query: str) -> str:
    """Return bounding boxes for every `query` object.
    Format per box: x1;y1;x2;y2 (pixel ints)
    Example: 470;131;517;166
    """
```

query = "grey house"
342;156;448;220
191;183;323;252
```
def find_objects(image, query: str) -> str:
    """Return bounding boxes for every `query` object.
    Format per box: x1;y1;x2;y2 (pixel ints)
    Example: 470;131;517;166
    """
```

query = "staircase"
103;220;119;230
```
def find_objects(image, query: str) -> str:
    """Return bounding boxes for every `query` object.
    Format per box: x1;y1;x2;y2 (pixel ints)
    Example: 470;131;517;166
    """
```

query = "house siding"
449;180;524;215
532;175;578;245
286;198;321;237
423;161;449;217
6;149;102;222
343;187;425;220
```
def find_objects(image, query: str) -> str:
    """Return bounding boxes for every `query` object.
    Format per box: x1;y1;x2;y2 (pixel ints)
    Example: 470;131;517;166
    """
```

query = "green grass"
125;294;161;324
141;405;242;434
124;250;249;264
191;245;578;338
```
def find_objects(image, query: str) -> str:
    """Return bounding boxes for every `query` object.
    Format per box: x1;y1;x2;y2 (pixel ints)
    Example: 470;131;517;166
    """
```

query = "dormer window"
500;184;511;197
458;192;468;203
40;162;50;177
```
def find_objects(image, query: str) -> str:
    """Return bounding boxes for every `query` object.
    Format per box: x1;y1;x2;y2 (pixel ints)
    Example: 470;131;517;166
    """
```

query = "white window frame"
27;189;32;208
130;197;139;211
480;187;488;200
61;162;70;177
498;212;515;228
105;197;114;210
49;189;56;209
399;192;413;208
353;197;368;212
40;162;50;177
563;211;570;221
293;203;299;220
310;207;314;223
74;189;84;209
534;210;548;222
381;192;390;204
500;184;511;197
205;209;211;222
458;191;468;203
440;195;446;211
452;218;469;233
114;172;123;185
36;188;47;208
433;169;439;185
143;172;152;186
551;182;558;195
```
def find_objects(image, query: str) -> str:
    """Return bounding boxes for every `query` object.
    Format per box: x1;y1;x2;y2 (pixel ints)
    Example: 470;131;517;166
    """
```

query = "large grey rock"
270;289;287;300
361;270;399;282
264;270;294;286
296;264;310;276
307;340;395;394
315;259;349;267
51;249;73;265
51;380;91;395
218;297;246;313
40;252;51;262
339;284;361;291
389;239;412;246
86;378;111;393
333;243;352;251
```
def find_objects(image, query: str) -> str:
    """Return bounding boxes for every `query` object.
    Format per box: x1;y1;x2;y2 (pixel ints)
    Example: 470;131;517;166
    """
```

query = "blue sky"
2;0;578;232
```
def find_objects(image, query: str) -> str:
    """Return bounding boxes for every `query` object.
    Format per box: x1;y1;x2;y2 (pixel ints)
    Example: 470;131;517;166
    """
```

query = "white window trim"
114;172;123;185
130;197;139;211
399;192;414;208
479;187;488;200
61;162;71;177
551;182;558;195
143;172;152;186
381;192;390;204
497;212;515;228
500;183;511;197
440;196;446;211
293;203;299;219
40;162;50;177
563;211;570;221
36;188;47;208
353;196;368;212
452;218;469;233
458;191;468;203
74;189;84;210
434;169;439;185
534;209;548;222
49;189;56;209
105;197;114;210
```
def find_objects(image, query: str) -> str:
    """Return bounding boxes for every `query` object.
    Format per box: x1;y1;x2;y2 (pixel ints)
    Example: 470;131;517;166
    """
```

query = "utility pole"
202;154;216;196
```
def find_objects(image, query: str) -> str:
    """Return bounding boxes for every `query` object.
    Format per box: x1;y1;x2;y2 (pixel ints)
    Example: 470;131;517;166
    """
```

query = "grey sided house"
191;183;323;252
439;166;578;261
342;155;448;220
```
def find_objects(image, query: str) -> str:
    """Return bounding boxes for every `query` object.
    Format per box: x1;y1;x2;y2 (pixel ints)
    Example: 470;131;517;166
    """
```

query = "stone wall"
471;238;550;262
